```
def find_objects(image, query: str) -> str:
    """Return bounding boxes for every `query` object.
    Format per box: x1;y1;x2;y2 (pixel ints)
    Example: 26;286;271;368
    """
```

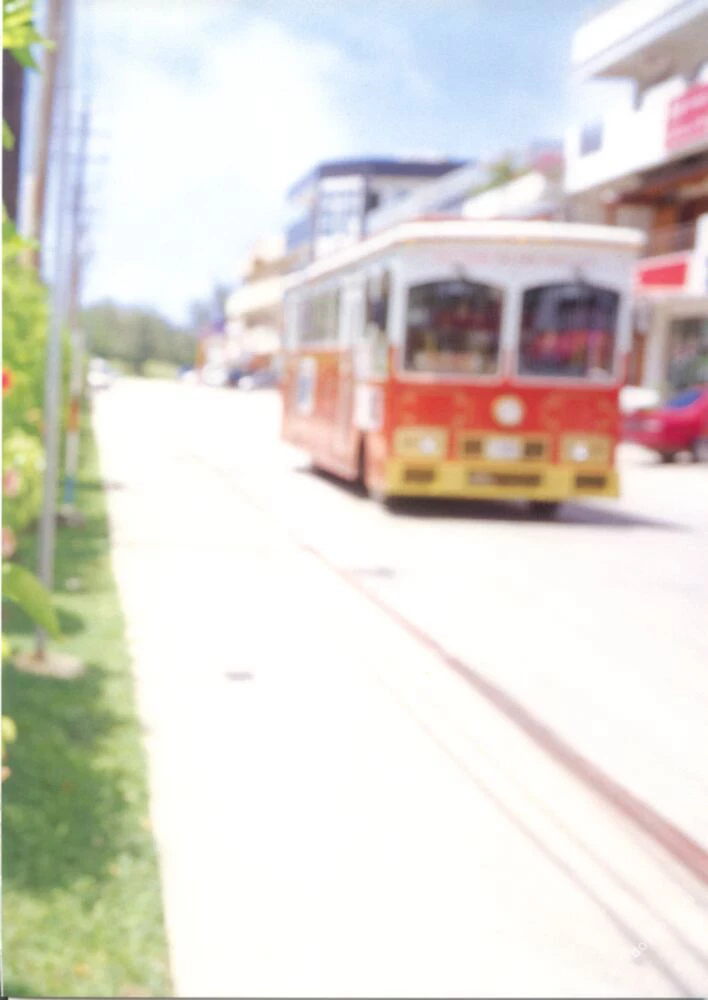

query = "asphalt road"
93;378;708;998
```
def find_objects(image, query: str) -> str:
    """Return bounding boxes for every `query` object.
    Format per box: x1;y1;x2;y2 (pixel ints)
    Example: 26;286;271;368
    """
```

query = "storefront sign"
635;255;689;289
666;82;708;152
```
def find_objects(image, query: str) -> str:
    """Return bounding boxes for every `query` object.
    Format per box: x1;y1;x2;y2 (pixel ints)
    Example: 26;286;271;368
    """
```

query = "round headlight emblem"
492;395;525;427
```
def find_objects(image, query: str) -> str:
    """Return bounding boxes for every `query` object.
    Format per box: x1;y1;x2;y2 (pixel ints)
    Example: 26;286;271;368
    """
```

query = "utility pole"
31;0;83;676
25;0;63;272
59;99;91;523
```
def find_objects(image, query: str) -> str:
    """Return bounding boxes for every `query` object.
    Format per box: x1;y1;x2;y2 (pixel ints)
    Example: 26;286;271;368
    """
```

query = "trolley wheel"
659;451;676;464
528;500;562;519
356;438;367;488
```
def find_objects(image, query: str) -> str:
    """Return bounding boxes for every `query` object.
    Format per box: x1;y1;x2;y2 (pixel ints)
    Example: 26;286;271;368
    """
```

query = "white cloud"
83;5;355;322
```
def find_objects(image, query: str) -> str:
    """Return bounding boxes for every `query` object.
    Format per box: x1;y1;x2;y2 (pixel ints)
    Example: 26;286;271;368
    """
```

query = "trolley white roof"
289;218;646;289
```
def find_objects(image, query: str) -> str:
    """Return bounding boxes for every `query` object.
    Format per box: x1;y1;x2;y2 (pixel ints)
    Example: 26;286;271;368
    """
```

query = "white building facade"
565;0;708;392
366;145;565;236
225;234;291;373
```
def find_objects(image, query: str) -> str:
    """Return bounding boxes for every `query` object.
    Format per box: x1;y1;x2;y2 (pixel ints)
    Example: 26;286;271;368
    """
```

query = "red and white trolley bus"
281;219;644;513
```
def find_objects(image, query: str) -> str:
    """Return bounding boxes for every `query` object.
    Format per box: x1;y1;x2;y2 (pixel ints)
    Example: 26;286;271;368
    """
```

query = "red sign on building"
635;255;689;290
666;82;708;152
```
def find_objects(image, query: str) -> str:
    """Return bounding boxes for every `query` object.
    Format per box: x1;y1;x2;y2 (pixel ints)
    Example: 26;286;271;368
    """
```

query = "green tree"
82;300;197;372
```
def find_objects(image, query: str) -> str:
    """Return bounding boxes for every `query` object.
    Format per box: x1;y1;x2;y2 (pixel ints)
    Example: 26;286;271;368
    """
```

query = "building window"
579;122;603;156
286;216;313;253
301;287;340;345
317;189;362;239
404;279;503;375
667;318;708;391
519;283;619;380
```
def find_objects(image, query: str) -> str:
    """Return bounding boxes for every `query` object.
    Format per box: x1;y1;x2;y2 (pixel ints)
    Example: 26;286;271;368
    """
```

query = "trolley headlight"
418;435;440;456
562;435;610;464
570;442;590;462
394;427;448;459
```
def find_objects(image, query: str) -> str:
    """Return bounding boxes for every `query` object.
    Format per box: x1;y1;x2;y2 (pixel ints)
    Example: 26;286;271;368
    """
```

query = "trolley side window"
362;269;391;377
403;280;503;375
519;283;619;380
301;286;341;345
365;270;390;341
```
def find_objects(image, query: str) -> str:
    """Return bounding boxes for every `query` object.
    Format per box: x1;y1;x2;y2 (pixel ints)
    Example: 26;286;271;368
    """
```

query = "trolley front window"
519;283;619;380
403;280;503;375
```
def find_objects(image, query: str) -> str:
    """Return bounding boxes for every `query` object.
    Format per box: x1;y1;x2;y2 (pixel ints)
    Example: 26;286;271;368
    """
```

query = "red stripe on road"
301;540;708;887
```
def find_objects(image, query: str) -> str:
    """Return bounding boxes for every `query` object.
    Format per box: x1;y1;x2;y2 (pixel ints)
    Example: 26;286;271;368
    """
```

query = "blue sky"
42;0;625;325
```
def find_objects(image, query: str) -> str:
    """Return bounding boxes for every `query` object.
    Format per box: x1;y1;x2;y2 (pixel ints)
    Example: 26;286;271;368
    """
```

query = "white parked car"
200;364;228;388
619;385;660;415
87;358;117;391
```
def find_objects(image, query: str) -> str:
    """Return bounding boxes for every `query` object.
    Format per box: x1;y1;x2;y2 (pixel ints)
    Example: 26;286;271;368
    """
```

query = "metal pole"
61;101;90;515
36;0;75;657
26;0;63;272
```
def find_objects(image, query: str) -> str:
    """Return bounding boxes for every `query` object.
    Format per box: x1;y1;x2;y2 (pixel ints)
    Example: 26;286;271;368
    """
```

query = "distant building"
565;0;708;391
367;143;564;235
195;321;227;377
284;157;466;269
225;234;291;374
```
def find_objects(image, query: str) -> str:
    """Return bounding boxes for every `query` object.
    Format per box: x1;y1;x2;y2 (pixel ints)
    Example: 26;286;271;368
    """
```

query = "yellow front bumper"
385;459;619;500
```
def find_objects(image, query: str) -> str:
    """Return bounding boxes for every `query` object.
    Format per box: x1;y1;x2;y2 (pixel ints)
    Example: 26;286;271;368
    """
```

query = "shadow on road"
297;466;689;532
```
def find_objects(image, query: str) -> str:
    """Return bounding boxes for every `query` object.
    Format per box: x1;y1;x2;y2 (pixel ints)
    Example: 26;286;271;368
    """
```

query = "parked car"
238;369;279;391
227;367;248;388
622;385;708;462
619;385;660;415
200;364;228;388
696;407;708;462
87;358;117;391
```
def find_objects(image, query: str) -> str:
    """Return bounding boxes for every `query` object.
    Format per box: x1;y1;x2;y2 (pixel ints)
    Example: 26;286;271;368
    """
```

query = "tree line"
81;301;199;374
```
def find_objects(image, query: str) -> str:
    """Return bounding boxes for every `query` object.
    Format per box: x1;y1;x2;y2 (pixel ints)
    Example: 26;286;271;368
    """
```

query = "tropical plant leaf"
3;119;15;150
10;44;39;69
2;562;61;637
3;0;52;66
2;715;17;746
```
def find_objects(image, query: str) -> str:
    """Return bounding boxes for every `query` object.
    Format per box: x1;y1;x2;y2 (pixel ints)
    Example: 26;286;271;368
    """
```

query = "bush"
2;429;44;534
2;211;50;439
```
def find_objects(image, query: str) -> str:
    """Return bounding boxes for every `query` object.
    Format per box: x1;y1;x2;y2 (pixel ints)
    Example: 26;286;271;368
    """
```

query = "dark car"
238;369;279;391
227;368;248;388
622;385;708;462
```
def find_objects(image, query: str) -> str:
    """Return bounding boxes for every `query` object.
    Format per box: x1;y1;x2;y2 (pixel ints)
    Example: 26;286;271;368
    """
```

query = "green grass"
2;418;172;998
141;360;179;380
98;358;180;380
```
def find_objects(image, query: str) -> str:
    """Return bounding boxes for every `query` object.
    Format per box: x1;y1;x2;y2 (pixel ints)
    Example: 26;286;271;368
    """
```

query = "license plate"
486;437;521;460
468;472;494;485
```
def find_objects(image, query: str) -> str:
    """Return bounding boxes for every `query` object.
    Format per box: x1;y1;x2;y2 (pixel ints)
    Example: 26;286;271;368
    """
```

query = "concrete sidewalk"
93;380;708;998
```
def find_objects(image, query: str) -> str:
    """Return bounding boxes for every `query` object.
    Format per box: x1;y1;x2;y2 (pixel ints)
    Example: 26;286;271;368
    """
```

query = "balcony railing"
642;220;697;257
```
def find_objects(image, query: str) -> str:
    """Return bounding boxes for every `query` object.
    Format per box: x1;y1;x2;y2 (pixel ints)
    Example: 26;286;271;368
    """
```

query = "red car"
622;386;708;462
697;407;708;463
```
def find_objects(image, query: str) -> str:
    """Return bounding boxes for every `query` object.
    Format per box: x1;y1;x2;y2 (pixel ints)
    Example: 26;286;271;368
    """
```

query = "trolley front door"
332;286;363;468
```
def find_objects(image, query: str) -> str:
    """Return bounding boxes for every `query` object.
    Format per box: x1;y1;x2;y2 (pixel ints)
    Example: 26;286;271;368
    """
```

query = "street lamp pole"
35;0;75;659
60;99;91;522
